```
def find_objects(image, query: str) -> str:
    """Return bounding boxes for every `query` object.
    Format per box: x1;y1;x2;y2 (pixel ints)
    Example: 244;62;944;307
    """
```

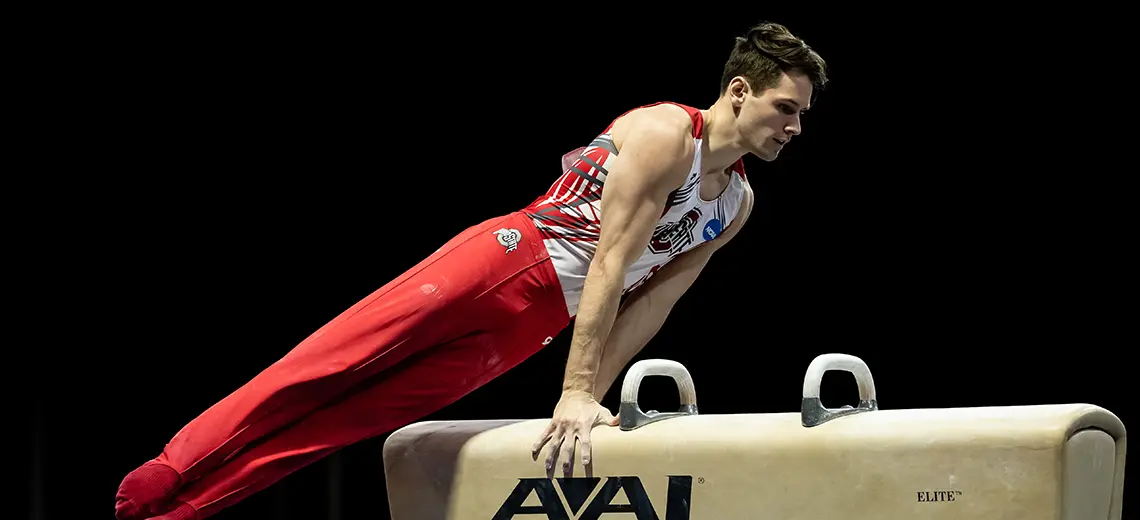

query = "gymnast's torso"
521;102;748;318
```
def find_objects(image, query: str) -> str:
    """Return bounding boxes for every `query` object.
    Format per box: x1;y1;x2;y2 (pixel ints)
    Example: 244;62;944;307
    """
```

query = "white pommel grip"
801;353;879;427
619;359;698;431
802;353;877;401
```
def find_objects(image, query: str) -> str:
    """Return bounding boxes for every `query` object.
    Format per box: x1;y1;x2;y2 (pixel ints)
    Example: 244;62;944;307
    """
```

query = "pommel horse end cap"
383;353;1127;520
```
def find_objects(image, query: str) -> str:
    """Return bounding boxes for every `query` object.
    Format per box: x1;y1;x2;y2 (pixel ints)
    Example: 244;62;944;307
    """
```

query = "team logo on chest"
648;208;702;256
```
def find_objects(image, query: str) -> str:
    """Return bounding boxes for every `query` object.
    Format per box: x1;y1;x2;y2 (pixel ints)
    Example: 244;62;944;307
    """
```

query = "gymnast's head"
718;21;828;161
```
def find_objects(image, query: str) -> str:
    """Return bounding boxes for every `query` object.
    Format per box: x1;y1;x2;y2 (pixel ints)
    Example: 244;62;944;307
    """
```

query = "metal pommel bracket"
619;359;698;431
801;353;879;427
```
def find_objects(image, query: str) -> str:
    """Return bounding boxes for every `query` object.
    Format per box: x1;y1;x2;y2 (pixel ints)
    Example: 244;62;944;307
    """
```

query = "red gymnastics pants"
145;211;570;518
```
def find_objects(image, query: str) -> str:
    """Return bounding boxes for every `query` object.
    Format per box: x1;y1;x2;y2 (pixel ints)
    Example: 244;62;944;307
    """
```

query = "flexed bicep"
592;116;694;271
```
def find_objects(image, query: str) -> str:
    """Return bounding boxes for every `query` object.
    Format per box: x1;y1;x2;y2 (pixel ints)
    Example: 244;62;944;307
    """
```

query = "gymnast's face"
730;71;814;161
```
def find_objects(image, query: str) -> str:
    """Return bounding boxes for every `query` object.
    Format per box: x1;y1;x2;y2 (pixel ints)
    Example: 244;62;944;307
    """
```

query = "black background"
17;6;1133;520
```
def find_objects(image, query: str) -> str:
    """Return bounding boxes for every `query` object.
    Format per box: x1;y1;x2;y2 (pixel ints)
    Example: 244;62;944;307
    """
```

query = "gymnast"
115;20;828;520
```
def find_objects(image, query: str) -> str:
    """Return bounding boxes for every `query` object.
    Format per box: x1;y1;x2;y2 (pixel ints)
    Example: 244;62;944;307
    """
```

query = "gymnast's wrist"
560;376;595;396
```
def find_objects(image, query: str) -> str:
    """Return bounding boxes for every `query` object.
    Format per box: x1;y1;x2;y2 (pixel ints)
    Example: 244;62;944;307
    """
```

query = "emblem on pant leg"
493;228;522;253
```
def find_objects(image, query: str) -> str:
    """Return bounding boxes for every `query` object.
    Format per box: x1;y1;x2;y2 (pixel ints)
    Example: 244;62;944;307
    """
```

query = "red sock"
115;461;182;520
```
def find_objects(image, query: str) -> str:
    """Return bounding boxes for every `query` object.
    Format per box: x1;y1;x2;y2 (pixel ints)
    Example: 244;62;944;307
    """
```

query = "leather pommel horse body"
383;354;1127;519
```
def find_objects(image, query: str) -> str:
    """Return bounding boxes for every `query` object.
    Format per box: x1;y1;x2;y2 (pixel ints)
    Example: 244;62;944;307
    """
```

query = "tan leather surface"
383;403;1126;519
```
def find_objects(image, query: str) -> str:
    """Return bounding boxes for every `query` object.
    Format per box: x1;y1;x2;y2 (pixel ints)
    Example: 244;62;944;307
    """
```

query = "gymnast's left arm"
592;180;755;402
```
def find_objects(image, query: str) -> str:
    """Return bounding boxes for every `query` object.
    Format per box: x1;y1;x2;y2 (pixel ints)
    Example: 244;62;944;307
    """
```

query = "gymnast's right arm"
533;106;696;474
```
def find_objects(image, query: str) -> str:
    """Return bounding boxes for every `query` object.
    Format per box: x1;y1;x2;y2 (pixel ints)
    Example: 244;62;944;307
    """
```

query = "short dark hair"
719;21;828;103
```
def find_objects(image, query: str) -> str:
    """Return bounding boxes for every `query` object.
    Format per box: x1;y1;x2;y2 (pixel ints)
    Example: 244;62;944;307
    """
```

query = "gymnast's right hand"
532;390;619;476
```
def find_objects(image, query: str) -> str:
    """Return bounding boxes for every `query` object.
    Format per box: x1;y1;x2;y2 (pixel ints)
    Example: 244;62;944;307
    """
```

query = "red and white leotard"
521;102;749;317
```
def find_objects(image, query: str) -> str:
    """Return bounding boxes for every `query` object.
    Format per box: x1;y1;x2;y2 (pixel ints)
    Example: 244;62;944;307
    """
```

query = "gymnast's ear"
727;76;752;107
561;146;587;171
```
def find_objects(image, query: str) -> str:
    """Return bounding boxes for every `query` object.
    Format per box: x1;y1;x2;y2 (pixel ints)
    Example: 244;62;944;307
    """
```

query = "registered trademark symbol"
698;477;705;484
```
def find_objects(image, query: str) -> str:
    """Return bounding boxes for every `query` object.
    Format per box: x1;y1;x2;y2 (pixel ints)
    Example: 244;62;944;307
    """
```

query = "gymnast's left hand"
532;390;618;475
